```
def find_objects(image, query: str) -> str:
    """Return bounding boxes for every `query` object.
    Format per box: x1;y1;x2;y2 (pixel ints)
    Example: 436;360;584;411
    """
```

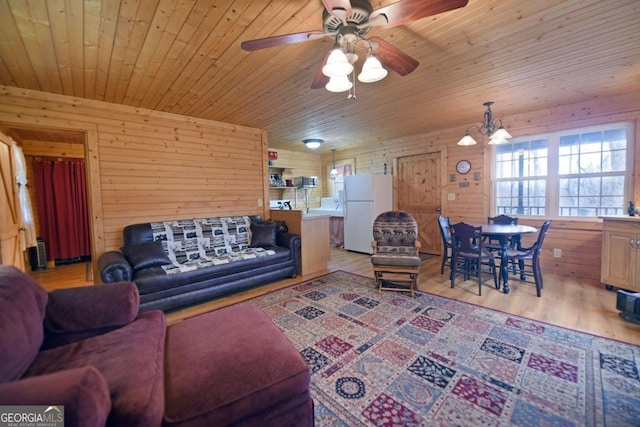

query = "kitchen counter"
270;210;330;276
303;210;344;248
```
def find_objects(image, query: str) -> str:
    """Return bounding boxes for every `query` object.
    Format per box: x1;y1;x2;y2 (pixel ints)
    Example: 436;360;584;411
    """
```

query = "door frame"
0;118;104;280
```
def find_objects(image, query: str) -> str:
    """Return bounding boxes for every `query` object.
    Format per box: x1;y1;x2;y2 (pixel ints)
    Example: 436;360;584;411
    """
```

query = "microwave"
294;176;318;188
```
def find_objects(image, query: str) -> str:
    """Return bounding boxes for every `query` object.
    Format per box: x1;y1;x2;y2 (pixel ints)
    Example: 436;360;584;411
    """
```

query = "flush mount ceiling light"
241;0;470;99
303;138;324;150
458;101;513;146
330;149;339;179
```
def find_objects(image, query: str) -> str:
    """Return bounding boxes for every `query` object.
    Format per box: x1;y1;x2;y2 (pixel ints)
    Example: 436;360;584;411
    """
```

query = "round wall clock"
456;160;471;174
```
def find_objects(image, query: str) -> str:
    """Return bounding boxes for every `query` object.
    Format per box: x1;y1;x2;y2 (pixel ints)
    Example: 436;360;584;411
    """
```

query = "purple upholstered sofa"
0;265;314;426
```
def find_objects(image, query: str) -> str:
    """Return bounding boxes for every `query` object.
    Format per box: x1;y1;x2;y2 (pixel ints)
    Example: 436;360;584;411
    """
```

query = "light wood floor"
29;248;640;346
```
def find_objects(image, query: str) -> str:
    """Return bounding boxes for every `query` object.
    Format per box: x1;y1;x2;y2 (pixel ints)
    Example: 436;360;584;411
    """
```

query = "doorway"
0;125;92;280
397;152;444;255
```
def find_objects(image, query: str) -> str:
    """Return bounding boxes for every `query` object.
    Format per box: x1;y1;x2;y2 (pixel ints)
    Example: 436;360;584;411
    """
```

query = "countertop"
306;208;344;217
270;209;332;221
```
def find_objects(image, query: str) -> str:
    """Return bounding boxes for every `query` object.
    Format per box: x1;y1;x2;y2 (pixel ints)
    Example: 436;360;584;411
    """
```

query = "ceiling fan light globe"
358;55;388;83
457;134;477;146
326;75;352;92
322;49;353;77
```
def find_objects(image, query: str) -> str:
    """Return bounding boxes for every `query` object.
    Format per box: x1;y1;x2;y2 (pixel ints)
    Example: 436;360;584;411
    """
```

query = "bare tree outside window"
494;124;631;218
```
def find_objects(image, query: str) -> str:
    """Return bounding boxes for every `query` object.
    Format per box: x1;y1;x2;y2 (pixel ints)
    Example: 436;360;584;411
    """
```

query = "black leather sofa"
97;216;300;312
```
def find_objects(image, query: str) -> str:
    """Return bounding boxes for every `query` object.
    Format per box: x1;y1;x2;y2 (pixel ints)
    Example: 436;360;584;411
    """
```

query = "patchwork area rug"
244;271;640;426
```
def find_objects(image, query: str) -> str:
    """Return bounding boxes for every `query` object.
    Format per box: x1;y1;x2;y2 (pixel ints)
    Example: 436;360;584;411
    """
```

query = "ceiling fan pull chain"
348;69;357;100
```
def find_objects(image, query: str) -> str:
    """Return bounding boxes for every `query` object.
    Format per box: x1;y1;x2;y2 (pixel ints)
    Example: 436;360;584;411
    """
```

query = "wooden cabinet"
270;210;330;277
601;217;640;290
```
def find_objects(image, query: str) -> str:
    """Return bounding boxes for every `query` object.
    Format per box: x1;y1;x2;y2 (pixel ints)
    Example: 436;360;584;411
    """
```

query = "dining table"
476;223;537;294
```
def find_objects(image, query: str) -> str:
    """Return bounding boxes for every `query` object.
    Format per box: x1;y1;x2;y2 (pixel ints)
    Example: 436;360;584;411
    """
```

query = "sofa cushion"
249;221;277;247
164;304;311;426
121;241;171;272
25;310;167;427
134;246;289;294
0;366;111;426
0;265;48;382
45;282;140;334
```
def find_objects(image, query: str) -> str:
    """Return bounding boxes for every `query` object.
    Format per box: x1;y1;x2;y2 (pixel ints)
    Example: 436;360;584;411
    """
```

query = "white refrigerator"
343;173;393;254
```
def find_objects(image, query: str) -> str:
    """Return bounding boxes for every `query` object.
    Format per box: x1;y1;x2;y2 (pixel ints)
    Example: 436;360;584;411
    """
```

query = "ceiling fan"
241;0;469;90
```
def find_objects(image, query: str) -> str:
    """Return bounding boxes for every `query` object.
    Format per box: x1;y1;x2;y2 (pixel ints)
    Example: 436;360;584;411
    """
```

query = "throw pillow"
249;222;277;248
267;220;288;233
121;241;172;271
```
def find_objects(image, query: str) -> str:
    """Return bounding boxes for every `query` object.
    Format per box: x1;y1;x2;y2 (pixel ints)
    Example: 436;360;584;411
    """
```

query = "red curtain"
32;158;90;261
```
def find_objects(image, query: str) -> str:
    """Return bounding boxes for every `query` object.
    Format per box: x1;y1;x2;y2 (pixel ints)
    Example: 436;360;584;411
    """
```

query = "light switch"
448;193;456;201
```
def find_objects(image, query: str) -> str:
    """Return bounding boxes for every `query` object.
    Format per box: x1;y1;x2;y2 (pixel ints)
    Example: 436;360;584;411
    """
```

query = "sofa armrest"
0;366;111;427
98;250;132;283
42;282;140;348
277;231;301;276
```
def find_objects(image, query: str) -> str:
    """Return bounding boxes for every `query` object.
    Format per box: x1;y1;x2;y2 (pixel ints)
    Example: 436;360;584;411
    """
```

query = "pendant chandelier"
458;102;512;146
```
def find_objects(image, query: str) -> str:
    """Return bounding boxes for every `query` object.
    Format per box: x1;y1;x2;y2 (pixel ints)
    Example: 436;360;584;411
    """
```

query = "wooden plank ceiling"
0;0;639;152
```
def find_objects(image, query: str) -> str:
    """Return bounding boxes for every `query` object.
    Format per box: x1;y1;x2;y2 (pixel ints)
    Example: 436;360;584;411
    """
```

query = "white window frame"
491;122;634;219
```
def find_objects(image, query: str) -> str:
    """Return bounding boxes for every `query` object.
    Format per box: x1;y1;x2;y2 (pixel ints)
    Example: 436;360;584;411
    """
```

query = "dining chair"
504;220;552;297
437;215;453;274
485;214;519;252
449;222;498;296
370;211;422;297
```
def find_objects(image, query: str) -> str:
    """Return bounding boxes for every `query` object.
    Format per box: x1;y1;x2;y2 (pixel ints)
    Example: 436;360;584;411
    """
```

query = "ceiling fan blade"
369;37;419;76
370;0;469;28
241;30;326;51
311;51;331;89
321;0;352;17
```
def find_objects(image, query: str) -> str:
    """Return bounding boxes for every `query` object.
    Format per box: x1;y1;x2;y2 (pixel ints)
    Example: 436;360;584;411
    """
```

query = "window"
493;123;632;218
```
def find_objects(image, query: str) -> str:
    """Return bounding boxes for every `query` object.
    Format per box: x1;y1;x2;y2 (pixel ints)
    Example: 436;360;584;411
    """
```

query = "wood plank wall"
2;84;639;285
318;92;640;283
0;85;270;275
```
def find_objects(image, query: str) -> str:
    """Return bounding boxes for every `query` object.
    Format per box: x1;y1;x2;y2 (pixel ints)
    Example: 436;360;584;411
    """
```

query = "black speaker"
616;290;640;324
28;237;47;271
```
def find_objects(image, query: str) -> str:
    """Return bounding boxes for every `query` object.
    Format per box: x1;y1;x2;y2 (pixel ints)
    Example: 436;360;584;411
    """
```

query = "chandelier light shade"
322;48;353;77
358;54;388;83
322;36;388;95
303;138;324;150
330;149;339;179
326;75;353;92
457;133;477;146
458;101;512;146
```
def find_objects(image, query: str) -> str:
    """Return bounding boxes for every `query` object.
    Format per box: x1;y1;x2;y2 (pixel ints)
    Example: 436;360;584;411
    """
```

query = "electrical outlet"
448;193;456;201
553;248;562;258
